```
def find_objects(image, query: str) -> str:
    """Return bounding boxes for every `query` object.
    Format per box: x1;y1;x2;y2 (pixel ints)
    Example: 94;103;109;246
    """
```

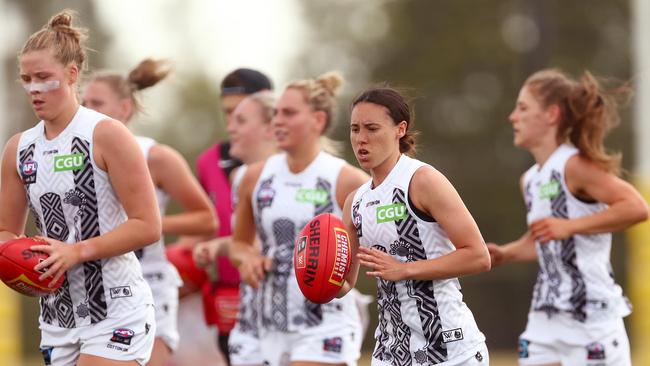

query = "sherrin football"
0;237;64;297
294;213;352;304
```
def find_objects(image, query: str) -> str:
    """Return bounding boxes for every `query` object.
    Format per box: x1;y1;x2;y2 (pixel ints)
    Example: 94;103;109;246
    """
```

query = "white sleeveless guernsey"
522;144;631;323
351;155;485;365
134;137;182;291
16;106;153;329
251;151;359;333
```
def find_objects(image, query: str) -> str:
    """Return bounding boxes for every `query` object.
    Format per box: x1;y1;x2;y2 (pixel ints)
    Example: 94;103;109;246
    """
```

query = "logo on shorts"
40;347;53;365
21;160;38;184
145;323;151;335
111;328;135;345
518;339;530;358
441;328;464;343
475;351;484;362
323;337;342;353
54;153;85;172
110;286;133;299
586;342;606;360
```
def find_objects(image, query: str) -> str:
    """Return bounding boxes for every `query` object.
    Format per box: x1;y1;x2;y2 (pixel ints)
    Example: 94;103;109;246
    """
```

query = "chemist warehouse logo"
54;153;86;172
376;203;406;223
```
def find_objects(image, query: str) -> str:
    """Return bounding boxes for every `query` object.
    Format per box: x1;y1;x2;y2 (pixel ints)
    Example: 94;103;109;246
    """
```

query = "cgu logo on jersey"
54;153;86;172
376;203;407;223
295;188;329;205
539;180;561;200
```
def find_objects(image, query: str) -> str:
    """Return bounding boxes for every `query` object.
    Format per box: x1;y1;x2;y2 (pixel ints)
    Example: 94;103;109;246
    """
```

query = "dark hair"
352;87;417;155
525;69;630;174
21;10;88;73
221;68;272;95
88;58;171;120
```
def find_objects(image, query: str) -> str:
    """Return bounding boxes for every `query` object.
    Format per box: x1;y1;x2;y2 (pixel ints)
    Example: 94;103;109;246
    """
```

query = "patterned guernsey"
134;137;182;297
252;151;359;333
351;154;485;365
522;144;631;323
16;106;153;329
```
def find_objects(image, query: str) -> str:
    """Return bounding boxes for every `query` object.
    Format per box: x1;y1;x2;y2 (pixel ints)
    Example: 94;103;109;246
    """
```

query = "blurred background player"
0;10;160;366
488;69;648;366
82;58;218;366
194;90;277;366
230;71;368;366
340;86;491;365
171;68;273;365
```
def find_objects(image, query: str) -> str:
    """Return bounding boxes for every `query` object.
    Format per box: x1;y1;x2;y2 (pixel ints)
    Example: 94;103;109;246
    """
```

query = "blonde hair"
21;10;88;72
286;71;344;155
246;90;276;123
89;58;172;119
525;69;630;175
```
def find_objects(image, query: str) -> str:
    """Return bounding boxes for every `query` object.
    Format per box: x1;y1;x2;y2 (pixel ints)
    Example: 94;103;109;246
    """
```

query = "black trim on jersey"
72;138;107;323
314;177;333;216
394;188;447;363
268;218;296;331
218;141;243;179
407;193;435;222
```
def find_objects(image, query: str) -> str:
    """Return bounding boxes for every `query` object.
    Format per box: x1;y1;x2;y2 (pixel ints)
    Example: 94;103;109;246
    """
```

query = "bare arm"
229;161;270;288
0;134;28;241
486;174;537;266
529;155;649;242
149;144;218;235
360;167;490;282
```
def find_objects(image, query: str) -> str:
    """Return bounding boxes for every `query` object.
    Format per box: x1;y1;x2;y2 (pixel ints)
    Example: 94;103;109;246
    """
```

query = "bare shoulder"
94;118;134;145
338;164;369;190
411;165;447;191
565;154;612;186
148;143;184;167
241;160;267;188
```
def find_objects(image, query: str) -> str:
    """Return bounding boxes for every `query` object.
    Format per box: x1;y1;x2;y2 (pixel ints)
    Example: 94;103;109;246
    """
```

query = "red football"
294;213;352;304
166;244;208;290
0;237;64;297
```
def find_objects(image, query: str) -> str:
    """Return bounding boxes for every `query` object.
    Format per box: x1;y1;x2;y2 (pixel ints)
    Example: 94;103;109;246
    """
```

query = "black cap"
220;68;273;95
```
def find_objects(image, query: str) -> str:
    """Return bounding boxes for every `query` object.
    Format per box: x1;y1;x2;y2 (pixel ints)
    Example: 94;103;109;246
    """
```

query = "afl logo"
21;160;38;184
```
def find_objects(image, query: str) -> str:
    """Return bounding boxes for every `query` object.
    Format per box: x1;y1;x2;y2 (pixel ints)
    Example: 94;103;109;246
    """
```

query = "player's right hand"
486;243;505;267
238;254;272;289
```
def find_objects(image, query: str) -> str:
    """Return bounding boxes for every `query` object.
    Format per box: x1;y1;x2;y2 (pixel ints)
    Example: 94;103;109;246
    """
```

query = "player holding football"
0;10;159;366
230;72;367;366
339;87;491;365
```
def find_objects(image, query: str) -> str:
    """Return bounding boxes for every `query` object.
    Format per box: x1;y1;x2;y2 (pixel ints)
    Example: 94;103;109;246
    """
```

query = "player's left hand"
529;217;573;244
31;236;81;287
358;246;407;282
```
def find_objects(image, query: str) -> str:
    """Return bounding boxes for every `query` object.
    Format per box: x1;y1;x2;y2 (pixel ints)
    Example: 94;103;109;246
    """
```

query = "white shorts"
518;312;631;366
151;284;180;352
260;321;361;366
229;327;263;366
369;341;489;366
39;304;156;366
